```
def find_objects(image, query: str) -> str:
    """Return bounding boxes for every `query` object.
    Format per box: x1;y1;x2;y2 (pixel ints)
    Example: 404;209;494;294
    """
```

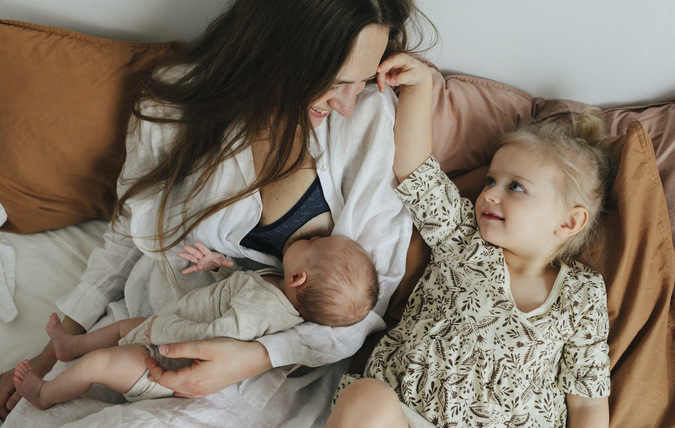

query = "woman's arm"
566;394;609;428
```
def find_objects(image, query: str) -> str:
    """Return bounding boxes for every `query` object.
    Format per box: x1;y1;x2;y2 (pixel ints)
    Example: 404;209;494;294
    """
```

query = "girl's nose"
483;187;500;203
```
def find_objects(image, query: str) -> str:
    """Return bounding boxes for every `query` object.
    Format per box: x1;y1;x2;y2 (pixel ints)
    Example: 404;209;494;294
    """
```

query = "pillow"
534;97;675;243
428;65;534;176
0;20;180;234
575;121;675;427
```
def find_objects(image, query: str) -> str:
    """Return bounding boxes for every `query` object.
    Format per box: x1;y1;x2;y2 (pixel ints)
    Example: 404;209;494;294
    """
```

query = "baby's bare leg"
14;344;149;410
325;378;408;428
47;313;146;361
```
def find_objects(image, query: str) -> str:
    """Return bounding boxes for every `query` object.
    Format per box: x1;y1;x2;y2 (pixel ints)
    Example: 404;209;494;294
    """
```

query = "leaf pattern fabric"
339;156;610;427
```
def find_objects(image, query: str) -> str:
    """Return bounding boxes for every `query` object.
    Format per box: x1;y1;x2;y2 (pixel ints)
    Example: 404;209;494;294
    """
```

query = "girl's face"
475;144;568;259
308;25;390;128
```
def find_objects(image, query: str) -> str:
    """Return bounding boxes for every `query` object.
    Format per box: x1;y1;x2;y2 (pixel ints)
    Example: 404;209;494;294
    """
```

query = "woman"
0;0;433;423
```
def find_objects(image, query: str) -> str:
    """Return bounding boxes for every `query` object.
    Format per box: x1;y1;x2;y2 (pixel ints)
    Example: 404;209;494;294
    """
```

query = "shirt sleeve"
557;267;611;398
56;100;178;330
256;86;410;368
55;210;142;330
395;155;475;250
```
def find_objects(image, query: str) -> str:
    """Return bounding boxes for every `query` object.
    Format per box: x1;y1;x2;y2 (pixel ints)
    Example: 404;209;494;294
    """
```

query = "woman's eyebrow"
336;74;377;85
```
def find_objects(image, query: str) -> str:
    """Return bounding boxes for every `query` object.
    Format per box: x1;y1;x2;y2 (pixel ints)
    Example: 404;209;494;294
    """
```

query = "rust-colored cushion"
0;20;179;234
534;97;675;243
577;122;674;428
428;67;534;176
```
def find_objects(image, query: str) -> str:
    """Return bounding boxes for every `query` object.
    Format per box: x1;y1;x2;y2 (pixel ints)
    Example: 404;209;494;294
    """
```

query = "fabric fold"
0;203;18;322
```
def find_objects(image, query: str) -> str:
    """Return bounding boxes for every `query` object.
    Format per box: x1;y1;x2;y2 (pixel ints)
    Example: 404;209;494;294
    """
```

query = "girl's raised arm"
377;54;433;182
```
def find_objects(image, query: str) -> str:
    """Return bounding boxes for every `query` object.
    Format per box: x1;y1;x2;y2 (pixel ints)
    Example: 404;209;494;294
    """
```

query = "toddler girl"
327;55;613;427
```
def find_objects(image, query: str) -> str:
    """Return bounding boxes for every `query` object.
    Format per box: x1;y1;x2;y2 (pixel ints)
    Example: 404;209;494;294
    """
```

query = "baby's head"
476;109;614;265
282;235;379;327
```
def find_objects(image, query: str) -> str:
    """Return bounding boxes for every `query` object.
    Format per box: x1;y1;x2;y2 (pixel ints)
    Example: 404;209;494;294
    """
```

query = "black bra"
240;177;330;259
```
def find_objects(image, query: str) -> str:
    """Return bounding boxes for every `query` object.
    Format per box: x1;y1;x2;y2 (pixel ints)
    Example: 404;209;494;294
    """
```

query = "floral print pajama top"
340;156;610;427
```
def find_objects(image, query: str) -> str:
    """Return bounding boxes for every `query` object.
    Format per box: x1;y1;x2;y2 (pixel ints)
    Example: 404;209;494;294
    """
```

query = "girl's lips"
482;210;504;221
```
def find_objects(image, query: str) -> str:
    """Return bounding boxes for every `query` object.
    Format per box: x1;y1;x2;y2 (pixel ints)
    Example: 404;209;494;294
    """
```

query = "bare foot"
46;313;78;362
13;360;51;410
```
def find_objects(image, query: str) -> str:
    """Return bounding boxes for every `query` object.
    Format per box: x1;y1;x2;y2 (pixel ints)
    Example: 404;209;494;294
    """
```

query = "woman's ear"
555;206;589;238
288;271;308;288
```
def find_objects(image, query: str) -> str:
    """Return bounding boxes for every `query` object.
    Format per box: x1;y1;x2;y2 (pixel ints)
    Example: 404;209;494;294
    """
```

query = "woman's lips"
310;107;330;118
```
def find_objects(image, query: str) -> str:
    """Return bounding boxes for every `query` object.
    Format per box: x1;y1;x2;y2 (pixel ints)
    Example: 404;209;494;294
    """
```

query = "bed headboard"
1;0;673;107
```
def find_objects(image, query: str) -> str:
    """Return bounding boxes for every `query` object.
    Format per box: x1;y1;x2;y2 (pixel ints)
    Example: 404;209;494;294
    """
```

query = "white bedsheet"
0;218;341;427
0;219;108;374
4;341;344;427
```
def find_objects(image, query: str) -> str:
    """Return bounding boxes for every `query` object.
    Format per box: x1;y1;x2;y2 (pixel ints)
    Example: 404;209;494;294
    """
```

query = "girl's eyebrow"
336;74;377;85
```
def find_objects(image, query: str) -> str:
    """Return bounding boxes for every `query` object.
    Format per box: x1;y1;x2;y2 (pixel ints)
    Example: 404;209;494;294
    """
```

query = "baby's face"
475;144;567;257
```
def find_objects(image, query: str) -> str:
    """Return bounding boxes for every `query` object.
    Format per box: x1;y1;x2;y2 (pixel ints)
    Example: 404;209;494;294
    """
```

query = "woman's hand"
178;242;234;274
144;337;272;398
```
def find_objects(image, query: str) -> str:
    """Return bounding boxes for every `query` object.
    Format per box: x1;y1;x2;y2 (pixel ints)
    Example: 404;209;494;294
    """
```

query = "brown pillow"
428;66;534;176
0;20;179;234
534;97;675;244
578;122;674;427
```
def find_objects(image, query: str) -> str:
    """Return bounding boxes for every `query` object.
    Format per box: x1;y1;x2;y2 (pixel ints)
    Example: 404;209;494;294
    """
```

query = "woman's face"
309;24;390;128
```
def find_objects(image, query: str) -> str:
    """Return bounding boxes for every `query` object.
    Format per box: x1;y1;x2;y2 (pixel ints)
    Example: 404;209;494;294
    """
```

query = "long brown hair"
114;0;433;252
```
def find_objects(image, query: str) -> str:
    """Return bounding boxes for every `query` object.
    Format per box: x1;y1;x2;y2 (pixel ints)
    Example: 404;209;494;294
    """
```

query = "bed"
1;5;673;427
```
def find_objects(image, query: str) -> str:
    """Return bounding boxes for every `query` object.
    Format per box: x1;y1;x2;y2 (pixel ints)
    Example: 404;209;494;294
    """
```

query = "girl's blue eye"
485;176;496;186
509;181;524;192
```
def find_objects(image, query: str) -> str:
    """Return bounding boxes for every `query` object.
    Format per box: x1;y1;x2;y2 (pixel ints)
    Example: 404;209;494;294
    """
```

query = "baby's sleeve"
557;271;611;398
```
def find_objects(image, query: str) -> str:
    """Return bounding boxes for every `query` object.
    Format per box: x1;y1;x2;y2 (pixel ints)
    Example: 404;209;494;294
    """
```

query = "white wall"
2;0;674;106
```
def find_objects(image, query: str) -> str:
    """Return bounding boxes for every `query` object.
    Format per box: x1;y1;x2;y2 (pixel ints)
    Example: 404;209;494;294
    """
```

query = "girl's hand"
144;338;272;398
178;242;234;274
144;315;158;346
376;53;432;93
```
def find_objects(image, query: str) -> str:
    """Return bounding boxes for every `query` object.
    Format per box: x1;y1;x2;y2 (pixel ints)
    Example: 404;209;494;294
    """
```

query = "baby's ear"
288;271;308;288
555;206;588;238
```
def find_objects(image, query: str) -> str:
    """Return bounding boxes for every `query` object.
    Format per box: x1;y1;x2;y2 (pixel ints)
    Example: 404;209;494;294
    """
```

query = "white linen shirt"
57;83;412;407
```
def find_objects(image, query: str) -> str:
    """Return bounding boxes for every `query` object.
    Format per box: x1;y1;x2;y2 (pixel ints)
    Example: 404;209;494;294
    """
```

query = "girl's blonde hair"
497;109;616;264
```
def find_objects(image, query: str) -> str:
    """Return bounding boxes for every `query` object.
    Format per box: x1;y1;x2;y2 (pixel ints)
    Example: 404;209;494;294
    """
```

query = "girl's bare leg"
325;378;408;428
14;344;149;410
47;313;146;361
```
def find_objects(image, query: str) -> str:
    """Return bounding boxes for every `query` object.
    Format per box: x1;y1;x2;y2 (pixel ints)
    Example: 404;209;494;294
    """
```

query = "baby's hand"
145;315;158;346
376;53;432;93
178;242;234;274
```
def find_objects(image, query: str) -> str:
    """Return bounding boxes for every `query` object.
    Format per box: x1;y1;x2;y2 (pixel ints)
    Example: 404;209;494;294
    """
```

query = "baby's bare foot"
13;360;51;410
46;313;78;361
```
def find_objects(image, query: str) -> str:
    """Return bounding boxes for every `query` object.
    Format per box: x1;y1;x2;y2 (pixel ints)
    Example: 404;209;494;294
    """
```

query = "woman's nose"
329;83;365;117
